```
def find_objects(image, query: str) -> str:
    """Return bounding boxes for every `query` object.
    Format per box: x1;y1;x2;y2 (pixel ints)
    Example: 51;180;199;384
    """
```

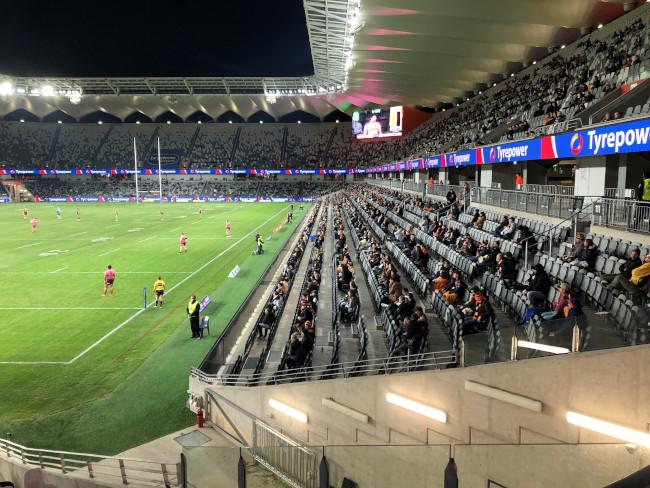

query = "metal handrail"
191;349;456;386
0;438;178;486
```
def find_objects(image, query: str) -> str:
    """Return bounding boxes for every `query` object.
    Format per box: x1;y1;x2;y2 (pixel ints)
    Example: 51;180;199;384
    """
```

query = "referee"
153;276;166;308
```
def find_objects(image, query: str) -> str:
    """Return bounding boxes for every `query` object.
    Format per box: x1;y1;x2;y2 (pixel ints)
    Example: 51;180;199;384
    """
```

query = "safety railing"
204;389;317;488
603;187;637;199
252;421;317;488
520;184;574;196
470;187;588;220
191;349;457;387
592;198;650;234
0;438;179;486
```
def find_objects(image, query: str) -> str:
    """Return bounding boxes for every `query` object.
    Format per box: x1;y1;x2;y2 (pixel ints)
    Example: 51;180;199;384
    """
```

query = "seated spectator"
516;225;536;250
561;233;586;263
498;217;516;240
476;241;500;275
431;270;451;292
610;254;650;305
572;238;598;270
525;264;551;305
460;288;493;334
520;296;543;327
541;282;571;321
497;251;516;286
446;189;457;205
338;290;359;322
606;248;642;285
257;306;276;338
474;212;486;230
442;273;465;305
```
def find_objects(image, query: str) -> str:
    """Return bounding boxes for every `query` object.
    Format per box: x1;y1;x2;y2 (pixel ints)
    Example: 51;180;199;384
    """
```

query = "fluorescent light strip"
517;340;570;355
321;398;369;424
269;399;308;424
566;411;650;447
385;393;447;423
464;381;542;412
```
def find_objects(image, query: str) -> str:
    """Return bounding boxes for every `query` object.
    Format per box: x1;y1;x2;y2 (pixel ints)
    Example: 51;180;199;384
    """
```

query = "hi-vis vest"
188;300;199;315
643;178;650;201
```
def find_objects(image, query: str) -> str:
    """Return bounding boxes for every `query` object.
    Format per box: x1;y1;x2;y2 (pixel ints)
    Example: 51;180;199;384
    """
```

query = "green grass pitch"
0;201;307;454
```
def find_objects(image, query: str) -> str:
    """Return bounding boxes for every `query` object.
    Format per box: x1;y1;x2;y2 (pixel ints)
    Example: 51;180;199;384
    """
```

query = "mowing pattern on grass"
0;202;308;454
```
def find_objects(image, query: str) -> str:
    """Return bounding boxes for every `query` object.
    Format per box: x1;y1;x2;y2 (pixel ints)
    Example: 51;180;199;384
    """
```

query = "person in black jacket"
526;264;551;305
257;306;276;338
497;252;517;286
187;295;201;339
605;248;642;285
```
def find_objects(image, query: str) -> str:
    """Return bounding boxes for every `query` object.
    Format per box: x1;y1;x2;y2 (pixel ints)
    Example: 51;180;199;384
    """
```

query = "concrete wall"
0;460;115;488
191;345;650;486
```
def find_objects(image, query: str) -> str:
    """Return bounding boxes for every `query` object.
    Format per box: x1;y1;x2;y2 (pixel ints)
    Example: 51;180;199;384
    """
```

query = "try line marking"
16;241;43;250
98;248;121;257
0;205;289;366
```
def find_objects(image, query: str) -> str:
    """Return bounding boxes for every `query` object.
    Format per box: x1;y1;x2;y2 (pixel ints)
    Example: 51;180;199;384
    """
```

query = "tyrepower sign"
544;118;650;159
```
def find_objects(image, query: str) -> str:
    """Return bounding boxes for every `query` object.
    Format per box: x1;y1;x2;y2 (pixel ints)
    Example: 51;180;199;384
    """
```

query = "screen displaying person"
363;114;383;137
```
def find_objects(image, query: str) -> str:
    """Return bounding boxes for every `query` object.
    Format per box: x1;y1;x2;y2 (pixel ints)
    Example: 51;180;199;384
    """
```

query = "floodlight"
0;81;14;96
42;85;55;97
20;119;25;123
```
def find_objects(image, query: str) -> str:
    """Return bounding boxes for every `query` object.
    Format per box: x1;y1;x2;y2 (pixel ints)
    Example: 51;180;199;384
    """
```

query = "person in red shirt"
225;220;231;237
103;265;116;297
515;173;523;190
30;217;39;232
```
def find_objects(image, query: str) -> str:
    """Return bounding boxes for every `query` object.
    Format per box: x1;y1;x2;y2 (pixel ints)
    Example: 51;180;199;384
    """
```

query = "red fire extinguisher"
197;407;204;428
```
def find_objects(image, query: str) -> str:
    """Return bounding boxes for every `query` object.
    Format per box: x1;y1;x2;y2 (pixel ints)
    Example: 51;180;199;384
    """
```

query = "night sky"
0;1;313;77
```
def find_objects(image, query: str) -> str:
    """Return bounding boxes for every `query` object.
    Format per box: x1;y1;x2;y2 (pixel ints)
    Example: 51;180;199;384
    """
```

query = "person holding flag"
153;276;166;308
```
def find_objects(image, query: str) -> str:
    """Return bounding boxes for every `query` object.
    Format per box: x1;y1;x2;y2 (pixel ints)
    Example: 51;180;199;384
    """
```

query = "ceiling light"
136;121;141;124
561;44;566;49
197;120;202;124
228;120;232;124
16;87;25;94
597;23;603;29
269;399;308;423
41;85;55;97
20;119;25;123
493;83;497;87
510;73;515;77
517;340;569;355
98;121;103;124
566;411;650;447
385;393;447;423
335;119;340;123
532;60;537;65
166;120;171;124
57;120;62;124
297;120;301;124
0;81;14;96
259;120;264;124
478;91;482;95
442;109;446;112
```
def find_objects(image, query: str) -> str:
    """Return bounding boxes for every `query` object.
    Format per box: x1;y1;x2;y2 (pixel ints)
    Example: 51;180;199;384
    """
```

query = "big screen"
352;106;403;139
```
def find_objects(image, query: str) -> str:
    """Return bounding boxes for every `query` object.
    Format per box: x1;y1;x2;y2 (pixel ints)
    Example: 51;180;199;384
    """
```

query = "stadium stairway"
337;200;388;362
311;201;336;367
260;203;327;375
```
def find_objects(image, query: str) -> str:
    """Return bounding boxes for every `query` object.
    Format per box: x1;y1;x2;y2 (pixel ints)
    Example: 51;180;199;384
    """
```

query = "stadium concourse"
3;1;650;488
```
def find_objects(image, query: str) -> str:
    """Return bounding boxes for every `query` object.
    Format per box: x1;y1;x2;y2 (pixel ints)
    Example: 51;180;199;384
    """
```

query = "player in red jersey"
179;232;188;253
103;265;116;296
226;220;231;237
30;217;39;233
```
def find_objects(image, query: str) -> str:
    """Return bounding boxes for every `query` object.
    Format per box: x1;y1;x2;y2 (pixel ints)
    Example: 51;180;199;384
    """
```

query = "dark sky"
0;1;313;77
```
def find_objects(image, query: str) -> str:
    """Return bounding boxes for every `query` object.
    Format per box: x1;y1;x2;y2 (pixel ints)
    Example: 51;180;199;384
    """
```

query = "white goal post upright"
133;137;139;204
157;137;163;204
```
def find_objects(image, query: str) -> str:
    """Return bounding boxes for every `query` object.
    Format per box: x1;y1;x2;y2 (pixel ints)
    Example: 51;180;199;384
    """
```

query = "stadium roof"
0;0;640;121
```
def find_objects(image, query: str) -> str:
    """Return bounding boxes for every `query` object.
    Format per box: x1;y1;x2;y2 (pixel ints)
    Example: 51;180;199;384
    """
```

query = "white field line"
0;205;288;366
65;204;288;365
0;307;142;310
70;231;89;237
50;267;68;274
0;271;192;275
16;241;43;249
191;220;201;224
138;235;157;243
98;248;121;257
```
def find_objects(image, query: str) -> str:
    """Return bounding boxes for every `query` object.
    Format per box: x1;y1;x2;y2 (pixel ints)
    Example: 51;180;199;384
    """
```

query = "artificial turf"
0;201;306;454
